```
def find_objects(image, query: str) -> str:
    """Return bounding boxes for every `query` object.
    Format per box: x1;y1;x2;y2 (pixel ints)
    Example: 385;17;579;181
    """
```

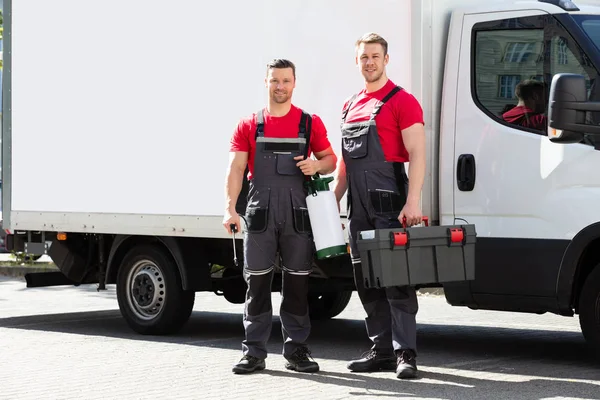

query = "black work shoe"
347;349;397;372
232;355;266;374
396;349;418;379
284;347;320;373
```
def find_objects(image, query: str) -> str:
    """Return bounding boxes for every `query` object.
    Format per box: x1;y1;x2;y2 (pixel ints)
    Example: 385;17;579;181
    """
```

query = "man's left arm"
399;122;426;226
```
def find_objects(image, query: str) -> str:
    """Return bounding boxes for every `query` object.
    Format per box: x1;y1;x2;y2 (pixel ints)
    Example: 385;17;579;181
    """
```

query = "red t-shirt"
342;79;424;162
230;105;332;180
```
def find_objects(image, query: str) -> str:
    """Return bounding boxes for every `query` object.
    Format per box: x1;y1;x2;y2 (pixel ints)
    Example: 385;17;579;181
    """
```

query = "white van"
2;0;600;355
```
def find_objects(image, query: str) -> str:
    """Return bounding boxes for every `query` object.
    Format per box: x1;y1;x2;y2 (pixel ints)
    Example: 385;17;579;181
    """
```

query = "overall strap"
341;94;359;123
300;110;312;160
255;109;265;138
371;85;403;119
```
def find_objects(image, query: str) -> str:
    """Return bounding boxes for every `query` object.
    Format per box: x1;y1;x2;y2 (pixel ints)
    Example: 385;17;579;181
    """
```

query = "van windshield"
573;15;600;52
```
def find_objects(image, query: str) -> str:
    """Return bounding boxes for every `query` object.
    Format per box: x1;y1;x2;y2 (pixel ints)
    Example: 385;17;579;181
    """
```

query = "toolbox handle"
402;216;429;229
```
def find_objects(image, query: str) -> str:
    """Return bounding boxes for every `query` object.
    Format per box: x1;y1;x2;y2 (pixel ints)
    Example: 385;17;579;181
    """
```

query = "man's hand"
223;208;241;234
294;155;321;176
398;200;422;227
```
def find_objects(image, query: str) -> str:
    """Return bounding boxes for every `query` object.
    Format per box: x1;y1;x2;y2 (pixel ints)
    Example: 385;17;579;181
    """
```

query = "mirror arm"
551;122;600;135
556;101;600;112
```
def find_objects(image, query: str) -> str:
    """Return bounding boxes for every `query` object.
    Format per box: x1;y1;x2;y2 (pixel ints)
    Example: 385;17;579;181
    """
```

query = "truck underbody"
4;229;358;334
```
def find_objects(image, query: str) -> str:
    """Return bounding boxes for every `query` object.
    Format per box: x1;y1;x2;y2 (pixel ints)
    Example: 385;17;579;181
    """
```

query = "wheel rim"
126;260;166;321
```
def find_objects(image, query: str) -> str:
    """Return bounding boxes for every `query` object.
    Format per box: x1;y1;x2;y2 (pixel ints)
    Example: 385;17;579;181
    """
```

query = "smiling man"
332;32;426;379
224;59;337;375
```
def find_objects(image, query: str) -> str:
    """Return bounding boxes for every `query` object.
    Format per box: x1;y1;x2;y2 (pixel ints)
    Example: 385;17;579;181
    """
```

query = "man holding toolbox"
333;32;426;379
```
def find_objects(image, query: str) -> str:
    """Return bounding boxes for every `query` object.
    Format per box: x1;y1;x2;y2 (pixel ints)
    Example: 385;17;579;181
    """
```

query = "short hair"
355;32;389;56
266;59;296;79
515;79;546;101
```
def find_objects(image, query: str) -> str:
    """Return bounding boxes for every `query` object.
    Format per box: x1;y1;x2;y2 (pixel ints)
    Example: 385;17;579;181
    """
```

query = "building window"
557;38;569;65
498;75;521;99
504;42;536;63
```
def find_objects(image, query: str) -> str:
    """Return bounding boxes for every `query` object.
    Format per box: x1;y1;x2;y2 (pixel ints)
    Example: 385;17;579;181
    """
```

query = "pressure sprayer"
305;173;348;259
229;174;347;267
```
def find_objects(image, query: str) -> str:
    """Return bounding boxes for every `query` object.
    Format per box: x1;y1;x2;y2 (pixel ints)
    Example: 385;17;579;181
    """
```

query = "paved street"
1;275;599;400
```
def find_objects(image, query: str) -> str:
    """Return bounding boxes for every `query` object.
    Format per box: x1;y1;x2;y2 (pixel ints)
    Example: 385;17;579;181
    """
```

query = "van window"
473;28;546;133
472;15;600;135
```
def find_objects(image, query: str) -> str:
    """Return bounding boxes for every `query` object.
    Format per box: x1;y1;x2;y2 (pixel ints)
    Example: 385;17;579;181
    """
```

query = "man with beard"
223;59;337;374
332;33;426;379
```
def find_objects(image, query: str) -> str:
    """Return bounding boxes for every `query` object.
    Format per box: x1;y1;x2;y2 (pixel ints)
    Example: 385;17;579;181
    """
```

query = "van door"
453;11;600;300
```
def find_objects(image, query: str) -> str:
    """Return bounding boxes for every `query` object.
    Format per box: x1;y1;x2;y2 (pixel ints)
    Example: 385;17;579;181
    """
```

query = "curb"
0;264;59;278
418;288;445;296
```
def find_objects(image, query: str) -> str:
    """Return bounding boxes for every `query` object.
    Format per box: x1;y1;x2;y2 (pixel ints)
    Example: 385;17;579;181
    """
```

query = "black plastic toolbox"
356;218;477;288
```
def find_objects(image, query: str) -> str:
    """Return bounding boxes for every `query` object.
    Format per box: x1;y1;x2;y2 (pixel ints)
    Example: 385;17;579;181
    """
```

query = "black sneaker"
395;349;418;379
284;347;320;373
347;349;397;372
232;355;266;374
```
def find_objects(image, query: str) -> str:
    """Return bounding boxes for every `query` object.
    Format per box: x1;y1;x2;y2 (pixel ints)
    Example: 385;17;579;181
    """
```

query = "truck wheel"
579;265;600;356
308;291;353;320
117;245;195;335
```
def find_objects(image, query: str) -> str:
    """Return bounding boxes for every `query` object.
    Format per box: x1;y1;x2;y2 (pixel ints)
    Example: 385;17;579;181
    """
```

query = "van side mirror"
547;73;600;143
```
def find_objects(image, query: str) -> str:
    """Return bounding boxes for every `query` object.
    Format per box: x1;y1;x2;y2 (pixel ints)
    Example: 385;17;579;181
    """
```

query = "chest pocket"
342;122;370;159
276;154;301;175
255;109;312;176
340;85;403;160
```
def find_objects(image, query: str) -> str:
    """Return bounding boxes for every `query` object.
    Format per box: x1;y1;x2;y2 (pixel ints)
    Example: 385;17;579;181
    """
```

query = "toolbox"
356;217;476;289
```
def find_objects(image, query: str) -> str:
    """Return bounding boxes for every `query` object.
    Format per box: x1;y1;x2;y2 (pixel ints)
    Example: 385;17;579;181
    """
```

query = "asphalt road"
1;275;599;400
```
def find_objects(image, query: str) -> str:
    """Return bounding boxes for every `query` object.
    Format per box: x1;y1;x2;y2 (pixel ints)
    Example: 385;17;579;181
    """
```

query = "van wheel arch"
556;223;600;314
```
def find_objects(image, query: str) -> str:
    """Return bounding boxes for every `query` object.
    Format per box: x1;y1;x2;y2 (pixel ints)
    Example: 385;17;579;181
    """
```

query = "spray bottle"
305;173;348;259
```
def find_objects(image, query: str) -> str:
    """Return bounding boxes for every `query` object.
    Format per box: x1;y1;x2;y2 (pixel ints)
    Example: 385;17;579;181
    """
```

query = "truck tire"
117;245;195;335
579;265;600;356
308;291;353;320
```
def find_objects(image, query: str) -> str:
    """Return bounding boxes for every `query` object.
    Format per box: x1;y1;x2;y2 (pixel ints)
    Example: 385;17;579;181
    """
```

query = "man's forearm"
332;160;347;203
225;167;244;212
406;152;426;205
316;154;337;175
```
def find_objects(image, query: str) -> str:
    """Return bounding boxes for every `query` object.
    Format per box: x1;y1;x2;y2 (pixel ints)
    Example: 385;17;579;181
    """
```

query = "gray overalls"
341;86;419;354
241;108;315;360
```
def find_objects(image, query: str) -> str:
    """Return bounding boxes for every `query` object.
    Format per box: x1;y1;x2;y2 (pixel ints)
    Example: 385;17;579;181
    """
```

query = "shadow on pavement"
2;282;599;398
258;368;600;399
1;309;598;366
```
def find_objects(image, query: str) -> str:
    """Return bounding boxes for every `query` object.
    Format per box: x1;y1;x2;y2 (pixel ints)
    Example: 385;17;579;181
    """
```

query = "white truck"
3;0;600;355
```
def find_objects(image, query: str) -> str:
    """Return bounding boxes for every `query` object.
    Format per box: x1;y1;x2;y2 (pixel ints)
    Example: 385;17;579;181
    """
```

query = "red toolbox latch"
391;232;408;247
448;228;465;245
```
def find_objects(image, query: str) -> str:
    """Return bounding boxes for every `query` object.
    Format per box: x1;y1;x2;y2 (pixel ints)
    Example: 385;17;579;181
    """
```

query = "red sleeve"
229;118;251;152
340;94;355;114
309;114;332;154
395;91;425;131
